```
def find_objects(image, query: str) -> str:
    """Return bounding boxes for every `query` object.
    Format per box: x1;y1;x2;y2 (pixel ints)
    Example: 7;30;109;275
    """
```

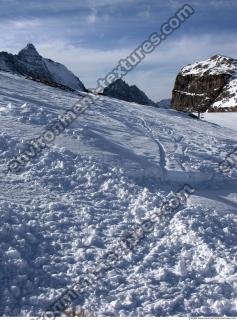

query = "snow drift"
0;71;236;316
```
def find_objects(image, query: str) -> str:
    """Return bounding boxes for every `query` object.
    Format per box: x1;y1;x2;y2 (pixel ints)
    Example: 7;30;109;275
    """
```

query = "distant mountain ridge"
156;98;171;109
0;43;86;92
103;79;156;107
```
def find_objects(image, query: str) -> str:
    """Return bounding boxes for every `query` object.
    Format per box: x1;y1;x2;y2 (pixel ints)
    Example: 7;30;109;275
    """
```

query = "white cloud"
11;19;41;29
87;14;97;24
87;7;97;24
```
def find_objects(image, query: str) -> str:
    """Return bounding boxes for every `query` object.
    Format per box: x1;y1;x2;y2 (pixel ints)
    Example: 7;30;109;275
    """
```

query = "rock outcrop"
171;55;237;112
0;43;86;92
103;79;156;107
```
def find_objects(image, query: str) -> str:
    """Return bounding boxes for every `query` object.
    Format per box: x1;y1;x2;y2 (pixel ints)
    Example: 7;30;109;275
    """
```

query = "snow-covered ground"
0;71;236;316
203;112;237;131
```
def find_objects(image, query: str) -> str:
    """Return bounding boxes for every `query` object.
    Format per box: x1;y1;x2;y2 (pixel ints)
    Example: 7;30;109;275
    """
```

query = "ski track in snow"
0;71;236;316
139;118;167;175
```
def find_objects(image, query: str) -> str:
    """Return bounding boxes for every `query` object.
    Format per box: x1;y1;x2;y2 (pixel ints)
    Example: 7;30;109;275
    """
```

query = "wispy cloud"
11;19;41;29
35;33;237;100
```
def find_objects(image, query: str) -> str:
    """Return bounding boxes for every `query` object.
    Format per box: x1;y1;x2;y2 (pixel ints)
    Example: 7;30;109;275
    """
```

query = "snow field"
0;71;236;316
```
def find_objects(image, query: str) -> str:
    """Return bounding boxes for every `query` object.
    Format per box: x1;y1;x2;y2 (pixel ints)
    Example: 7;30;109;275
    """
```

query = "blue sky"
0;0;237;100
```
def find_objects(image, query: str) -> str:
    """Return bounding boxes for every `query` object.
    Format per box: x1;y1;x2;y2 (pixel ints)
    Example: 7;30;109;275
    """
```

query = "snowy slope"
0;71;236;316
203;112;237;131
43;58;86;91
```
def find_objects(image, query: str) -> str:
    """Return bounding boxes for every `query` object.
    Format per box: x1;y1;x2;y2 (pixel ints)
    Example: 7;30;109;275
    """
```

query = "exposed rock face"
171;55;237;112
0;43;86;92
103;79;156;107
17;44;54;82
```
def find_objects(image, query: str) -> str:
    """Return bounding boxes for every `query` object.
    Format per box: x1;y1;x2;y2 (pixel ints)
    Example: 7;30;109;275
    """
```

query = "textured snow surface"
203;112;237;131
0;71;236;316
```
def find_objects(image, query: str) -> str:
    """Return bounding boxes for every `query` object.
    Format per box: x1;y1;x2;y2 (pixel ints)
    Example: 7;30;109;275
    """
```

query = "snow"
211;77;237;110
181;55;237;76
0;71;236;316
44;58;85;91
174;90;205;96
203;112;237;131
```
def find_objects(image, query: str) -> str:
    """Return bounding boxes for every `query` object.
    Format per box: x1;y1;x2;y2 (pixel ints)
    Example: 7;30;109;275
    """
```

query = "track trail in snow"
0;72;236;316
139;118;167;176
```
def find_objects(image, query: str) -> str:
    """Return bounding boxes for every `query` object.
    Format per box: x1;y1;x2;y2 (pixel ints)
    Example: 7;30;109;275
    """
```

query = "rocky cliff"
171;55;237;112
103;79;156;107
0;43;86;92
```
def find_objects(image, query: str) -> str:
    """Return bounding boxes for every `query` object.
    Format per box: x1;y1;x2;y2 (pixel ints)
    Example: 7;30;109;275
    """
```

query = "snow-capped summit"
172;54;237;112
181;54;237;76
0;44;86;92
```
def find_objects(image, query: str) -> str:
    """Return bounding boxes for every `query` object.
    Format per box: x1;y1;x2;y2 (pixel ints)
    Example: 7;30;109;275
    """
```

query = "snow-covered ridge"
181;54;237;76
43;58;85;91
0;43;86;92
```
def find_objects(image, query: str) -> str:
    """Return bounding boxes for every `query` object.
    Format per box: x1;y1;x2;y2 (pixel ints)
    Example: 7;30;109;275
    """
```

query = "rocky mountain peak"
0;44;86;91
172;54;237;112
103;79;156;107
25;43;37;51
18;43;41;59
